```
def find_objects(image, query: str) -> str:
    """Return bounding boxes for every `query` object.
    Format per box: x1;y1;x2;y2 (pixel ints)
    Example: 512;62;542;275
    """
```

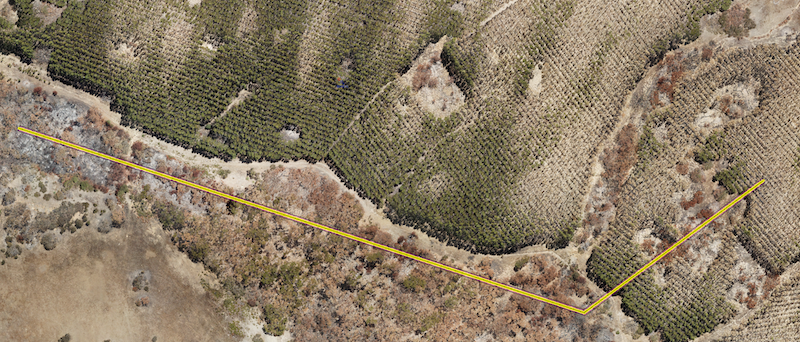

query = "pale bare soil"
0;208;233;342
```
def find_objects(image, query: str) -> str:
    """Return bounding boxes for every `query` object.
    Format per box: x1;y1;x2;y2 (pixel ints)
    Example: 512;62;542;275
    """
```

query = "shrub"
701;47;713;61
262;304;286;336
402;275;426;292
152;200;185;230
131;140;144;153
58;333;71;342
116;184;129;200
514;257;530;272
32;86;42;95
365;252;384;268
0;17;11;30
41;232;57;250
412;63;433;91
719;4;756;38
342;272;360;291
186;240;210;263
2;189;15;205
217;168;231;179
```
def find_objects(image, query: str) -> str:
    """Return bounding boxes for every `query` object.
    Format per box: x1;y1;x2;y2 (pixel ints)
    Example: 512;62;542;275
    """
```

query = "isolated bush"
412;63;432;91
701;47;713;61
186;240;210;263
58;333;71;342
5;244;20;258
2;189;15;205
132;271;148;291
514;257;530;272
41;232;57;250
32;86;42;95
719;4;756;38
131;140;144;154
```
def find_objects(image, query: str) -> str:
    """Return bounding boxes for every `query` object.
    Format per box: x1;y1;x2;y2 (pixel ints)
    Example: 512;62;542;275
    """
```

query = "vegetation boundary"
17;126;764;315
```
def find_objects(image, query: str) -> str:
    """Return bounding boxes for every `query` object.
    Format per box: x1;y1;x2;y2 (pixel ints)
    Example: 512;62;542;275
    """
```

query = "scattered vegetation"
719;4;756;38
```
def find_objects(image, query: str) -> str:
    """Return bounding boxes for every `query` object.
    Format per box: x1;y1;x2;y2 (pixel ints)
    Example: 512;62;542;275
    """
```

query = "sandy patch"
0;209;233;341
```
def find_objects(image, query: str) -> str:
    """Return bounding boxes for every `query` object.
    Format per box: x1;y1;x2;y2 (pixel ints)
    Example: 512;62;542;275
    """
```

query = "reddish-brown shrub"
601;123;638;190
373;231;393;246
681;191;704;210
131;141;144;152
32;86;42;95
701;47;713;61
641;239;655;254
676;162;689;175
83;107;104;130
762;275;779;300
412;63;432;91
52;90;57;96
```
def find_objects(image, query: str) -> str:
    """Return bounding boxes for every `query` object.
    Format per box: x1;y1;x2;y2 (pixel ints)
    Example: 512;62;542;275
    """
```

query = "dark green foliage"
713;161;745;194
222;277;246;298
227;199;243;215
152;200;185;230
262;304;286;336
10;0;42;29
116;184;129;200
402;275;426;292
588;229;735;342
695;131;726;164
31;201;83;232
342;272;360;291
513;257;529;272
648;0;731;66
62;174;95;192
365;252;384;268
441;37;479;92
425;0;464;41
42;0;68;7
186;240;210;263
0;17;12;30
418;312;444;333
259;264;279;287
638;126;666;170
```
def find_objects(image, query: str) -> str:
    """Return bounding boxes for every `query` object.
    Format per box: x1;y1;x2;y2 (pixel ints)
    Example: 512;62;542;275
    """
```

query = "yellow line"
17;126;763;315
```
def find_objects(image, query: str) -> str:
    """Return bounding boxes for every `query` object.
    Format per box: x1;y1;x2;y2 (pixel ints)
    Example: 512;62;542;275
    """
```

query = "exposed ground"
0;209;233;342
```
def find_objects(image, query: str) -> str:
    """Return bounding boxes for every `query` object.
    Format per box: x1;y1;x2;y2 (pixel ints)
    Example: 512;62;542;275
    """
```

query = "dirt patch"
400;38;465;119
0;210;233;341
